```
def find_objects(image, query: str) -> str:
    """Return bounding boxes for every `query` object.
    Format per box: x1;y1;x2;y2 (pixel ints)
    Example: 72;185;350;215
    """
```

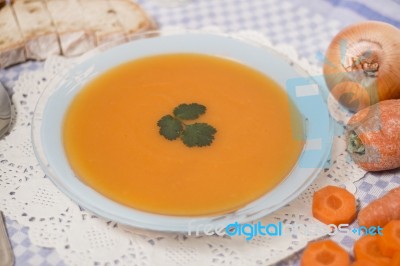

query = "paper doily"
0;30;367;266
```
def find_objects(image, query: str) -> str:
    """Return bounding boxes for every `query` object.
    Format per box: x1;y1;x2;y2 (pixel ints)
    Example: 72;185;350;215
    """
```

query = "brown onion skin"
324;21;400;112
330;81;370;112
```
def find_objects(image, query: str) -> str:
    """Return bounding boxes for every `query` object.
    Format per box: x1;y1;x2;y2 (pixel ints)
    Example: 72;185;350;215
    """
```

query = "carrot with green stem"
347;100;400;172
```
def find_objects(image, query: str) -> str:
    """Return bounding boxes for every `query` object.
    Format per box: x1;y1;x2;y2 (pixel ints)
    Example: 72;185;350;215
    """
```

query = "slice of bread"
79;0;126;46
110;0;156;40
0;0;155;68
13;0;61;60
0;5;25;68
46;0;96;57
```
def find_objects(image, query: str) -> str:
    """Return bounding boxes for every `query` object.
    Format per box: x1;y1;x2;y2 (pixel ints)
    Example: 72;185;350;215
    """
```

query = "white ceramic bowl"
32;31;333;232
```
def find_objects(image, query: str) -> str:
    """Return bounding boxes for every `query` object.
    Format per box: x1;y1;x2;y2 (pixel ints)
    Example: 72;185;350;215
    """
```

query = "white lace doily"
0;30;367;266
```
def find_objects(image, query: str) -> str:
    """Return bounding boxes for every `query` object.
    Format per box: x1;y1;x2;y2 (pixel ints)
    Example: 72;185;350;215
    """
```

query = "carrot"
346;100;400;172
312;186;356;226
301;239;350;266
379;220;400;257
352;260;386;266
390;252;400;266
358;187;400;228
354;235;391;266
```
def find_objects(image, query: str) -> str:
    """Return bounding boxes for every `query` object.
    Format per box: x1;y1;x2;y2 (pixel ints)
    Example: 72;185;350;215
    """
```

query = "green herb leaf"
157;103;217;147
173;103;206;120
157;115;183;140
181;123;217;147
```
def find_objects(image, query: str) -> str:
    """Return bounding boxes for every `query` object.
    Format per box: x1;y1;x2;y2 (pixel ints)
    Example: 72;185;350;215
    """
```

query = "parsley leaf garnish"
157;103;217;147
181;123;217;147
173;103;206;120
157;115;183;140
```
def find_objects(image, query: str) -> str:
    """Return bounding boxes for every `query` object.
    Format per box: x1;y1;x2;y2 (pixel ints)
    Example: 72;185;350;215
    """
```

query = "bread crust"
13;0;61;60
0;5;25;68
46;0;95;57
0;0;155;67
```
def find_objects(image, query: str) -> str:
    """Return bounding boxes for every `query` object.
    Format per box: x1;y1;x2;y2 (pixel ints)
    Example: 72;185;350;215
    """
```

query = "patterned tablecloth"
0;0;399;265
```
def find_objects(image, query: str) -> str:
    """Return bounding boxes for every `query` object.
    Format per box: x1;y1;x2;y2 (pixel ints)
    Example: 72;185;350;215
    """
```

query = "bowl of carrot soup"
32;31;333;232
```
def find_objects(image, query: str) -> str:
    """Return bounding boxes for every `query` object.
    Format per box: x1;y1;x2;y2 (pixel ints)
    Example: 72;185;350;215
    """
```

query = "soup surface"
63;53;304;216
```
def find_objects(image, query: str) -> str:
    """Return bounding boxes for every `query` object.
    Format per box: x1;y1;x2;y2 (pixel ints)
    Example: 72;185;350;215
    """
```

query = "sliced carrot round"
352;259;386;266
354;235;391;266
390;252;400;266
312;186;356;226
301;239;350;266
379;220;400;257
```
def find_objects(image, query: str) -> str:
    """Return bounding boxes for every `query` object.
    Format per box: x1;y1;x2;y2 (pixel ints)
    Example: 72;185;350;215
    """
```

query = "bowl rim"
32;29;334;233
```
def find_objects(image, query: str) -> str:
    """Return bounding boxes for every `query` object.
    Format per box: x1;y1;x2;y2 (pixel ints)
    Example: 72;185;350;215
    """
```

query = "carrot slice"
379;220;400;257
390;252;400;266
312;186;356;226
352;259;386;266
354;235;391;266
301;239;350;266
358;187;400;228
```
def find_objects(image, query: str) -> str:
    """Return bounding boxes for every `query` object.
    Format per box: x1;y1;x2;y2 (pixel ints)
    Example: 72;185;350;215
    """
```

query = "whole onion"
323;21;400;112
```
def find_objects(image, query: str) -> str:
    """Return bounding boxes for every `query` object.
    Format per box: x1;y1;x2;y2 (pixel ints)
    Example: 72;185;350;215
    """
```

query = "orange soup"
63;53;304;216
